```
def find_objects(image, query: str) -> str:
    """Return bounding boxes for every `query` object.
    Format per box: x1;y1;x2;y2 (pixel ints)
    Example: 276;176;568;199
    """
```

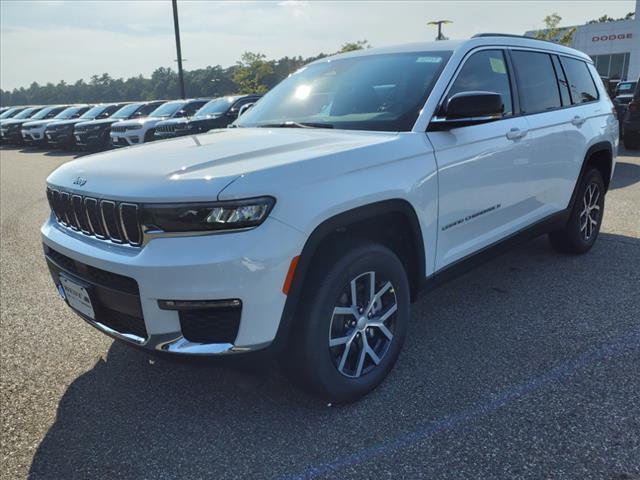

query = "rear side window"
447;50;513;116
559;57;599;104
511;50;561;114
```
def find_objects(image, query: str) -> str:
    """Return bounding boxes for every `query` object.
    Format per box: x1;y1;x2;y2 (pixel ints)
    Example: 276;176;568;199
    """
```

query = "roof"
311;35;592;65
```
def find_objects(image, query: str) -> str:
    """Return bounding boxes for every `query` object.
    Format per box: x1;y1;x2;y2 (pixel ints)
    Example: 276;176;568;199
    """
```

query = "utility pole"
427;20;453;41
172;0;186;99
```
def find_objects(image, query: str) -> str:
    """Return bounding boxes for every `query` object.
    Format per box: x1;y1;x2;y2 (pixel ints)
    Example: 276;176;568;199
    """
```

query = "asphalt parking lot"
1;144;639;480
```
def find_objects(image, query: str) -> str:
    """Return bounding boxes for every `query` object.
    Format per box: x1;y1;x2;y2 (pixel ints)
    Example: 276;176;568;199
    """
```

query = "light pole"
172;0;186;99
427;20;453;41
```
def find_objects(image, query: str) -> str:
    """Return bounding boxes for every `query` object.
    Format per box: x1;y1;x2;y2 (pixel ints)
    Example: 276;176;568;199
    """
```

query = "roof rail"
472;33;559;45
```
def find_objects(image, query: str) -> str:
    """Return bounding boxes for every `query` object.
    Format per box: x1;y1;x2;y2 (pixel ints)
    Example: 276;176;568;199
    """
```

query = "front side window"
446;49;513;117
560;57;599;104
511;50;561;114
236;51;451;131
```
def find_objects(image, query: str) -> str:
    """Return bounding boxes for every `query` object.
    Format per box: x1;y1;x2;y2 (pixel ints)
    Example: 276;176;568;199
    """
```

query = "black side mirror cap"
428;91;504;131
444;91;504;119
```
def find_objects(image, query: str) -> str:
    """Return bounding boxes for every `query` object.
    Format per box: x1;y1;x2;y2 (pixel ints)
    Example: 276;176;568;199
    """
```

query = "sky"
0;0;636;91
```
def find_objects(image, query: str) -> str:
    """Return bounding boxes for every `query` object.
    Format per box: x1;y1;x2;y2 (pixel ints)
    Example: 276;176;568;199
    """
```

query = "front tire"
285;242;410;403
549;168;605;254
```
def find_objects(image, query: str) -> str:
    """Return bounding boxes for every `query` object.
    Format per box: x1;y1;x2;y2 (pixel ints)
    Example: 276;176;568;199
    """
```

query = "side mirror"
445;91;503;119
429;91;504;130
175;109;187;118
237;103;254;118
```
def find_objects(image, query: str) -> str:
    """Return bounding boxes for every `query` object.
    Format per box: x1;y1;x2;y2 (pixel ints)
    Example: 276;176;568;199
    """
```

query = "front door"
428;48;533;271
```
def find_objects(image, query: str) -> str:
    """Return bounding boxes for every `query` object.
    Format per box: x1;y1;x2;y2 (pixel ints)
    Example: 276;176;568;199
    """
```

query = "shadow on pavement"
611;161;640;189
28;232;640;480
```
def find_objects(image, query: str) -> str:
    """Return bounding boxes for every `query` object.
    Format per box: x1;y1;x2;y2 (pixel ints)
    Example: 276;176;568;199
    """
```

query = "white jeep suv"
42;35;617;403
109;99;208;147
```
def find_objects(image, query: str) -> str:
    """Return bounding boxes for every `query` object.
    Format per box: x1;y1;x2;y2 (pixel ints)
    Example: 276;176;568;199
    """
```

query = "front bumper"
110;131;142;147
0;128;23;144
45;130;74;147
75;130;108;149
41;215;305;355
154;130;189;141
22;127;47;144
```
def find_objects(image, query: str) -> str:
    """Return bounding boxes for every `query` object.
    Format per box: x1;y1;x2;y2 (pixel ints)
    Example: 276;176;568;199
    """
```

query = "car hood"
76;118;120;128
115;116;166;127
47;127;397;202
23;118;60;128
47;118;89;127
1;118;30;127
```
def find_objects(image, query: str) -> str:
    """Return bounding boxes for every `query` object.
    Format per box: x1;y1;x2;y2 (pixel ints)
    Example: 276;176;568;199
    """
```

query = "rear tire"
548;168;605;254
284;242;410;403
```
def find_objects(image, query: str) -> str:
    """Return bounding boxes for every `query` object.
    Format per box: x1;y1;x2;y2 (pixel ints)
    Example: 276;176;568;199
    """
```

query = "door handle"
571;115;585;127
506;128;528;140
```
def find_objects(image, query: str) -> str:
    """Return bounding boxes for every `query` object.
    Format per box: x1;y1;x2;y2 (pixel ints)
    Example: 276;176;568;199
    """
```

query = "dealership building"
526;0;639;82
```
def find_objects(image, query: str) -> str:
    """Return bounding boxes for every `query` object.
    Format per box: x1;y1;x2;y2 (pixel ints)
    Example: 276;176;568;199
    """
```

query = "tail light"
629;101;639;113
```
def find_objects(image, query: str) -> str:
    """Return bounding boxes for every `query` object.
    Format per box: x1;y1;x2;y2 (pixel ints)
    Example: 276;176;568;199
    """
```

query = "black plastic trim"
272;199;425;353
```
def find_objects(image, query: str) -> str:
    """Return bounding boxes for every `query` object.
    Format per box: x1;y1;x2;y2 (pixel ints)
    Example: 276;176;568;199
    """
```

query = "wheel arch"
569;141;613;210
272;199;426;353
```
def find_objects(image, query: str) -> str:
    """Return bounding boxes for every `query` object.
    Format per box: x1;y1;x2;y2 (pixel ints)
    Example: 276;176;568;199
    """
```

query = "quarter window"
447;50;513;116
559;57;599;104
511;51;561;114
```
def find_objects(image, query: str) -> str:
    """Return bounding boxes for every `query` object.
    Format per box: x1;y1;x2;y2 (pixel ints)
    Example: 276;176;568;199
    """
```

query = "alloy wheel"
328;271;398;378
579;182;601;241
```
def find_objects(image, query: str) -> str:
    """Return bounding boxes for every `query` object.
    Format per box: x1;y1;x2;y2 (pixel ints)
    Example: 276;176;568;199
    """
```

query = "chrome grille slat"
47;187;140;247
100;200;123;243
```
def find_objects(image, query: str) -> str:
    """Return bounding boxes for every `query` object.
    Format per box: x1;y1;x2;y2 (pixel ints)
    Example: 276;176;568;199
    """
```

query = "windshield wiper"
256;121;333;129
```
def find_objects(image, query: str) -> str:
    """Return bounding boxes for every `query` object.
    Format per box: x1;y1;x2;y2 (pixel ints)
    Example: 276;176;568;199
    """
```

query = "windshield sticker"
416;56;442;63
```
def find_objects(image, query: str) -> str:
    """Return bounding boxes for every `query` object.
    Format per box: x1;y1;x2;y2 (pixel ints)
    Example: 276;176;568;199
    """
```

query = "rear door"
509;49;581;213
428;48;532;270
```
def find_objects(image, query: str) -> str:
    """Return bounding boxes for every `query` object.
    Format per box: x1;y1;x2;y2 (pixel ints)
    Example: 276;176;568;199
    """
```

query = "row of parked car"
0;94;261;150
610;77;640;149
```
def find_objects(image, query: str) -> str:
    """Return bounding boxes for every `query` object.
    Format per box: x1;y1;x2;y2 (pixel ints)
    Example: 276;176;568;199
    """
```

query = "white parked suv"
109;99;208;147
42;35;617;403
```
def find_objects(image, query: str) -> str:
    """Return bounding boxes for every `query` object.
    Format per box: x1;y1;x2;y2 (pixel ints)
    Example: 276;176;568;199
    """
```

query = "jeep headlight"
141;197;275;232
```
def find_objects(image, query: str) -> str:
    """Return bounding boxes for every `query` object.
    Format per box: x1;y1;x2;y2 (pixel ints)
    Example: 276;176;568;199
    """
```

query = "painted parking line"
280;330;640;480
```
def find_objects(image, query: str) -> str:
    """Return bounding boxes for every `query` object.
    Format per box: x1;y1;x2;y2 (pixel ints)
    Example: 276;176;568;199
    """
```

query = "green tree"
535;13;576;46
232;52;275;94
337;40;370;53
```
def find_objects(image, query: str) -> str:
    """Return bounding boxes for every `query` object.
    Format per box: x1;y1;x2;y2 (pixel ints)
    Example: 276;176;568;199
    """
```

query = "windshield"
30;106;59;120
236;51;451;131
148;101;184;118
0;108;21;119
111;103;144;119
80;105;109;119
13;107;40;119
55;106;86;119
194;97;234;118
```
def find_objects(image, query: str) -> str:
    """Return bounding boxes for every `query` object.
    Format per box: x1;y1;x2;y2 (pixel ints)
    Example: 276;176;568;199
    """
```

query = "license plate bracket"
59;275;95;320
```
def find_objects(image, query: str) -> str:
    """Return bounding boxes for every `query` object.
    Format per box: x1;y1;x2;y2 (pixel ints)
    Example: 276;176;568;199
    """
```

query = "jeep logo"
72;177;87;186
